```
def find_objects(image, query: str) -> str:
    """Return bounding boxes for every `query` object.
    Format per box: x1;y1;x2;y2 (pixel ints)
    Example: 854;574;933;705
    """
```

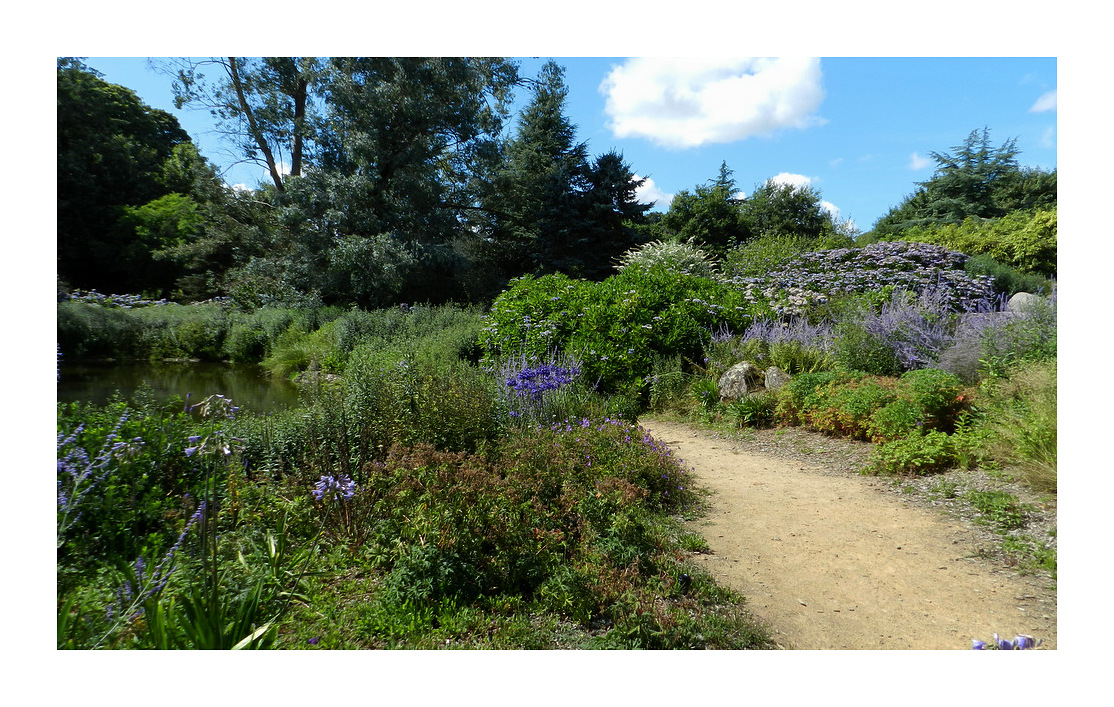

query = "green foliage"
57;301;147;359
726;392;778;429
868;128;1055;243
737;179;833;243
964;253;1052;297
864;430;956;476
774;370;853;425
966;490;1030;530
974;360;1057;493
721;233;814;278
978;294;1057;376
342;353;502;456
56;400;202;577
57;58;197;294
805;376;898;440
903;207;1057;278
657;162;747;258
482;268;768;396
832;319;904;377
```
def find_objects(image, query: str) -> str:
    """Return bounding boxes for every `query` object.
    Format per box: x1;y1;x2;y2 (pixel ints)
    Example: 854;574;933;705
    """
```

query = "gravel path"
641;418;1057;650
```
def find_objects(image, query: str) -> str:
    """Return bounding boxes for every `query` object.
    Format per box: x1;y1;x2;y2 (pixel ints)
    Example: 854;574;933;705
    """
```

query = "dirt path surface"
642;419;1057;650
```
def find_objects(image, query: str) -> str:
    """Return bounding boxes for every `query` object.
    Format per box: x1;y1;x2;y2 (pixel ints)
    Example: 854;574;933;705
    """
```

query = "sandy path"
642;419;1057;650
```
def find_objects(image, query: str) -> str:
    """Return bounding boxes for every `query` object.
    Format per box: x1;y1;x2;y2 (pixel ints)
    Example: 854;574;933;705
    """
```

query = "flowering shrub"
482;268;770;394
722;241;997;317
57;401;202;570
614;239;718;277
358;418;698;612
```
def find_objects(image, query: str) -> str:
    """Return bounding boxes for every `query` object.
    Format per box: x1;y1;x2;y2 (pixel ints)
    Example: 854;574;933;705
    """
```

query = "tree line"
57;57;1055;308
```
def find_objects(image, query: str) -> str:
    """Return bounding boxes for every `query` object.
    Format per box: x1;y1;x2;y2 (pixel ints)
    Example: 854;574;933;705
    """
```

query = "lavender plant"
56;412;140;548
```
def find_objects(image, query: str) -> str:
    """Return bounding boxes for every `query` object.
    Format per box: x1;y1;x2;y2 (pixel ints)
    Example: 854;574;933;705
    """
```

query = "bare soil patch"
641;418;1057;650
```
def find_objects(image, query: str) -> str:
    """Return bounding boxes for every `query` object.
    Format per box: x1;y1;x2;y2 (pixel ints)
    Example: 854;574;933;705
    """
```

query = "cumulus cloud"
1030;89;1057;113
634;175;674;209
769;172;814;190
910;152;932;170
600;57;826;148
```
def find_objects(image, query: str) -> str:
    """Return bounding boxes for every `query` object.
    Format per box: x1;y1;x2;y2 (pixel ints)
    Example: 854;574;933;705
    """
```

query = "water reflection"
57;361;304;414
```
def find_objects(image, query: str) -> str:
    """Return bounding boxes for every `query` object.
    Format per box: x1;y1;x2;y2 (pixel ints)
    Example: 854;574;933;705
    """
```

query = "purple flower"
313;474;357;503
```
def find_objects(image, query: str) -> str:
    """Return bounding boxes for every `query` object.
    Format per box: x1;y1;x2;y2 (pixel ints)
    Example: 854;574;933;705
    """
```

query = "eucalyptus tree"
166;57;321;192
243;57;520;307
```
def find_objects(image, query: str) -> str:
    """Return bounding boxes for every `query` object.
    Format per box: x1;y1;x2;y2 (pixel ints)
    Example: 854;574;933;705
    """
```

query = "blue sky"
83;56;1056;232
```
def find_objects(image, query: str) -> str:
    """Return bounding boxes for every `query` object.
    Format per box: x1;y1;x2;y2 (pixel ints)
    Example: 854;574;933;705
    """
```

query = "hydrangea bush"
721;241;997;317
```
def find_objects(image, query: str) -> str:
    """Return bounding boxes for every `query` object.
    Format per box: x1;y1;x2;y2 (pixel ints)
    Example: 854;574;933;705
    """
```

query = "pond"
57;361;304;414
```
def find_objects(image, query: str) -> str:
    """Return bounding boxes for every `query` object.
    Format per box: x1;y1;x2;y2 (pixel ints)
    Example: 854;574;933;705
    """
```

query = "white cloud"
1040;125;1056;148
910;152;932;170
1030;90;1057;113
769;172;814;190
820;200;840;218
634;175;674;208
600;57;826;149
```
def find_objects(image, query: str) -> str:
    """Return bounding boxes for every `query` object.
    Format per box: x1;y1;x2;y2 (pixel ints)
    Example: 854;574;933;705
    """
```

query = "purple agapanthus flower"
971;633;1042;650
313;474;357;503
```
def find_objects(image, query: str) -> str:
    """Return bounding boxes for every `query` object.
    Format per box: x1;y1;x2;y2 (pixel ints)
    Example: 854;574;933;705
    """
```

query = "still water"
57;361;304;414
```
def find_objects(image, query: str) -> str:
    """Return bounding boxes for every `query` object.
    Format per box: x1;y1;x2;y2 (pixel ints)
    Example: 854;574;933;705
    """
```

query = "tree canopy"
867;128;1056;240
58;58;210;295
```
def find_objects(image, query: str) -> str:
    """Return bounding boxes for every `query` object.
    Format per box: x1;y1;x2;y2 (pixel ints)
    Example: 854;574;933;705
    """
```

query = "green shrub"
57;301;146;359
804;376;897;440
964;254;1052;297
966;490;1030;530
482;268;771;397
343;349;501;457
864;430;956;476
726;392;778;429
774;370;853;425
832;318;904;377
902;207;1057;278
867;398;924;442
721;233;813;278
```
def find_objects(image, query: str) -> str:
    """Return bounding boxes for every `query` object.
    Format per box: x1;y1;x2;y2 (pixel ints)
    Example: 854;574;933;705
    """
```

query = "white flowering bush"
615;239;718;278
